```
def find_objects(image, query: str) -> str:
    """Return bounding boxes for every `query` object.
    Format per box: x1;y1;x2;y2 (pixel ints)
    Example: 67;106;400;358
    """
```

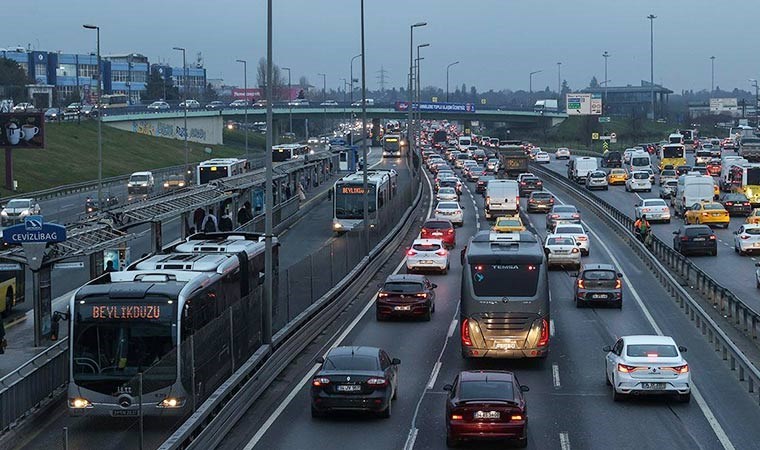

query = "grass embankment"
0;122;264;196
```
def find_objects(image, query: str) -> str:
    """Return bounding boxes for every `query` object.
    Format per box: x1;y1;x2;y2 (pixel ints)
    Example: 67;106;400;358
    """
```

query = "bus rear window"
470;264;540;297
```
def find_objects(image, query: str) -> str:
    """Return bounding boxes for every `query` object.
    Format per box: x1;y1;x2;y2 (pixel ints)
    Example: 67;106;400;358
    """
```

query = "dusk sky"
3;0;758;93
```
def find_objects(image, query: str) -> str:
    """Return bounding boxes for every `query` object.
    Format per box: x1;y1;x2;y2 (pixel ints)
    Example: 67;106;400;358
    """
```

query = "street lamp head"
236;59;246;64
82;24;98;30
412;22;427;28
647;14;657;19
418;43;430;49
173;47;184;51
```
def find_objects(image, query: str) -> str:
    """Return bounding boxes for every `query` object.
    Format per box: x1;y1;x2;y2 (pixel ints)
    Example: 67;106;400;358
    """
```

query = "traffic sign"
0;263;21;271
592;133;600;140
598;116;611;123
603;141;609;151
53;261;85;270
480;98;487;105
2;215;66;244
567;93;602;116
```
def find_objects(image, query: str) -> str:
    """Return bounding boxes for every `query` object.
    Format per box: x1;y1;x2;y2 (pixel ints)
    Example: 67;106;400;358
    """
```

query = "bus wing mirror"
316;356;325;364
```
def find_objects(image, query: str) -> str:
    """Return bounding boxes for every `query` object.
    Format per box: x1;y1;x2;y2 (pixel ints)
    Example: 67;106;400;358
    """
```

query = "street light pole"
750;79;759;126
318;73;326;133
83;24;102;204
647;14;657;120
416;43;429;144
446;61;459;103
350;54;361;105
173;47;188;169
710;56;716;93
360;0;370;254
264;0;274;345
556;62;562;102
529;70;542;94
236;59;248;159
282;67;292;133
602;51;610;113
408;22;426;167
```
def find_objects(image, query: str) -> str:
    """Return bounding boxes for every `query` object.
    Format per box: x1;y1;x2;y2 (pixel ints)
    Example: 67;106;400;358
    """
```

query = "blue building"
104;53;149;104
151;63;207;100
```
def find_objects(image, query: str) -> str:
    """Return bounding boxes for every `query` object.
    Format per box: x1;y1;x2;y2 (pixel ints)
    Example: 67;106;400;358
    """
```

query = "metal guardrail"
532;163;760;403
160;175;424;450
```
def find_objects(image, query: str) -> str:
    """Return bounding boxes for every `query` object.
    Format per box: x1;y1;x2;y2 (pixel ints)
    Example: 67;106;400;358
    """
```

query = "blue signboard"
395;102;476;113
2;215;67;244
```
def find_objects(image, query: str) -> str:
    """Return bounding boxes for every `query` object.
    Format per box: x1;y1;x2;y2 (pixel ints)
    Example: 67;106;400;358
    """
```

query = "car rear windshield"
383;282;424;293
323;355;379;371
439;188;456;194
744;228;760;235
554;206;577;213
548;237;574;246
438;203;458;209
413;243;442;251
590;172;606;178
496;219;521;227
685;227;712;237
531;193;552;199
703;204;723;210
661;170;676;176
555;226;583;234
633;173;648;179
470;264;540;297
582;270;616;280
424;220;451;229
626;344;678;358
459;380;514;401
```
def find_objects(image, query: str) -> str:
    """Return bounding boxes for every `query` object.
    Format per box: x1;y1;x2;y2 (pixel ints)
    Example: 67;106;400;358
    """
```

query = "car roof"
327;346;380;358
459;370;515;383
682;224;712;230
622;335;677;346
413;238;444;245
582;263;616;271
385;274;427;283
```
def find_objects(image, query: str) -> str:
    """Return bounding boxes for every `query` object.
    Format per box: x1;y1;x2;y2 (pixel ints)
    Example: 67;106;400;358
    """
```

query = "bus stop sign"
2;215;67;244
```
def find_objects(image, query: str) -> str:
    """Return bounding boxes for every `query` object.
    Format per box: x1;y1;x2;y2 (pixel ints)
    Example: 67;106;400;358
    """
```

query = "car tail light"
312;377;331;386
485;196;490;204
576;236;588;241
415;293;428;298
511;415;524;421
378;292;389;298
451;414;464;420
537;318;550;347
529;198;535;203
615;279;622;289
577;279;585;289
571;247;580;253
550;198;555;203
572;213;580;218
680;236;689;241
745;202;751;206
407;249;417;256
741;234;750;240
725;202;733;206
673;364;689;374
551;214;560;219
366;377;387;386
461;319;473;347
520;182;526;185
709;235;716;240
617;363;638;373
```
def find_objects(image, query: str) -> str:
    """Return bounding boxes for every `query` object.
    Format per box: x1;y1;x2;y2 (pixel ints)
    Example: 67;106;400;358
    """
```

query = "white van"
485;179;519;219
571;157;598;183
674;175;714;216
629;151;651;173
127;171;155;196
457;136;472;152
720;156;747;191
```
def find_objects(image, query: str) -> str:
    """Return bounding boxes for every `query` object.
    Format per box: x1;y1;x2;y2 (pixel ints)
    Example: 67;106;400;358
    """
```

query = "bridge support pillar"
371;118;381;146
463;120;472;135
150;220;162;254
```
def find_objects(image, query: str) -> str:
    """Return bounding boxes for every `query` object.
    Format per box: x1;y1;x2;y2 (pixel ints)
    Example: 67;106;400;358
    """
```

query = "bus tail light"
461;319;473;347
537;318;550;347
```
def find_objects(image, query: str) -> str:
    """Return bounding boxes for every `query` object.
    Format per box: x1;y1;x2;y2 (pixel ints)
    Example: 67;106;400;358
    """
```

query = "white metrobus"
332;169;397;233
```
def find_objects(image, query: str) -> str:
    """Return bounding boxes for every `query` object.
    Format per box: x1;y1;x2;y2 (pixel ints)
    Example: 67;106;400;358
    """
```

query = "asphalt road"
538;151;760;311
215;153;760;450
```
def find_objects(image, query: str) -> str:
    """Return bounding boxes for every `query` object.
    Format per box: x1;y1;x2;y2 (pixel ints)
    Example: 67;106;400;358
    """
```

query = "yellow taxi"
607;168;628;185
713;180;720;200
684;202;730;228
492;216;526;233
747;208;760;224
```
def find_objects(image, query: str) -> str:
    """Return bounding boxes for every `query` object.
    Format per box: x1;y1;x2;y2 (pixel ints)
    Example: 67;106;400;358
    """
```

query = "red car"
444;370;529;448
421;219;456;248
707;159;722;177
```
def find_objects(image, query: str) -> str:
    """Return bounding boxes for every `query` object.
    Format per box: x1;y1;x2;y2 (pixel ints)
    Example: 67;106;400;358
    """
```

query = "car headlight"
157;397;185;408
0;211;7;217
69;398;92;409
163;182;169;188
179;182;185;187
333;222;342;229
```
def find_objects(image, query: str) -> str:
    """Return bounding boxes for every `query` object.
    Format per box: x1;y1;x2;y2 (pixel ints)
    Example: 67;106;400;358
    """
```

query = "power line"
376;66;389;92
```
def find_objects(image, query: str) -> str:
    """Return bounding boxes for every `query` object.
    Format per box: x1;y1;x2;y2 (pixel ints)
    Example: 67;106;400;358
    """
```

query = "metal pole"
446;61;459;103
62;427;69;450
557;62;561;100
264;0;274;344
710;56;715;93
96;27;102;205
408;22;426;169
648;14;656;120
282;67;292;134
350;54;361;105
603;51;609;113
319;73;326;133
361;0;369;254
237;59;249;159
529;70;542;94
173;47;188;167
138;372;144;450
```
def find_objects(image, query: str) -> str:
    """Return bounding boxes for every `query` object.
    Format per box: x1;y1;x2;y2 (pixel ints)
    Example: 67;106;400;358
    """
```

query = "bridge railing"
531;163;760;405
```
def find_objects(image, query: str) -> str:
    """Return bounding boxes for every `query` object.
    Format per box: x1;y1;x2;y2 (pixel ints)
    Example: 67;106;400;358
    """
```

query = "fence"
531;163;760;404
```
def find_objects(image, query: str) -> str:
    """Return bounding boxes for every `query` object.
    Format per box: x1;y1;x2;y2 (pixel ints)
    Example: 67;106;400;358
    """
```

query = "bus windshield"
747;168;760;185
470;264;540;297
198;166;228;184
383;138;400;152
662;146;684;159
72;298;176;394
335;183;377;219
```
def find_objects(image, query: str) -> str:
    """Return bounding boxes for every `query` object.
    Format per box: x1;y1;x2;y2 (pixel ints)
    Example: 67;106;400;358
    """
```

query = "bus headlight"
333;222;342;230
157;397;185;408
69;398;92;409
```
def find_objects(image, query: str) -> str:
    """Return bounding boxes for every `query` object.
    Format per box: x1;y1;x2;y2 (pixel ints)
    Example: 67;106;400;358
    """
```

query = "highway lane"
538;152;760;311
218;155;760;450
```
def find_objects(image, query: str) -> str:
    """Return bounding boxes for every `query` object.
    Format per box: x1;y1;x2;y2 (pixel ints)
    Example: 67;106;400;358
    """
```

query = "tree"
589;76;600;88
560;80;571;97
256;58;287;100
143;70;178;101
203;83;219;102
298;76;310;89
0;58;30;102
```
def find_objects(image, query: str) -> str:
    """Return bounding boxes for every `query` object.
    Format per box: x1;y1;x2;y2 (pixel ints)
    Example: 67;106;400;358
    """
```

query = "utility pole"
282;67;292;133
376;66;389;93
417;43;429;144
350;54;361;104
446;61;459;103
408;22;427;171
556;62;562;102
236;59;248;158
264;0;274;345
360;0;369;254
83;24;102;204
710;56;716;94
603;51;610;114
318;73;326;132
173;46;188;170
647;14;657;120
529;70;542;94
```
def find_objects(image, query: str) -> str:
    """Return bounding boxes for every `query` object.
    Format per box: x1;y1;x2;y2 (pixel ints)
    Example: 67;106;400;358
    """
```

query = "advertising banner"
394;102;476;113
0;113;45;148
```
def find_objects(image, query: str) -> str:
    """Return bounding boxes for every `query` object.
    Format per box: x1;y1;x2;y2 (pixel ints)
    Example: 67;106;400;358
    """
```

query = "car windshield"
383;282;424;293
554;206;577;213
548;237;574;245
438;203;458;210
323;355;379;371
6;199;31;208
703;204;723;210
413;243;442;251
130;175;150;182
582;270;616;280
458;380;515;401
626;344;678;357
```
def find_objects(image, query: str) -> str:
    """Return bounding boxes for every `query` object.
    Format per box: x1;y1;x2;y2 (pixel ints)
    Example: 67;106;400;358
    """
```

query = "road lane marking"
447;318;458;338
403;428;419;450
552;363;561;389
559;432;571;450
426;362;442;390
547;188;736;450
550;319;556;337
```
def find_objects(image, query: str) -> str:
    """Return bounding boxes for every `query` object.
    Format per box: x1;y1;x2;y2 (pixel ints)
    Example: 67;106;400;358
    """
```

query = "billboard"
566;93;602;116
394;102;476;113
232;87;302;101
0;113;45;148
709;98;738;115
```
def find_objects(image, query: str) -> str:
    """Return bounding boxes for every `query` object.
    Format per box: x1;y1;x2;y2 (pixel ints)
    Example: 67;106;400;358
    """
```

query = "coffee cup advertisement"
0;113;45;148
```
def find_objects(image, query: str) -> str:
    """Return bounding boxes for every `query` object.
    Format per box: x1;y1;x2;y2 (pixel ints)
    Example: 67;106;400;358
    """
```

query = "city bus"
332;169;397;233
382;134;404;157
728;163;760;206
668;133;684;145
99;94;129;108
680;129;697;149
659;144;686;171
68;232;278;417
0;264;25;316
272;144;312;162
196;158;248;185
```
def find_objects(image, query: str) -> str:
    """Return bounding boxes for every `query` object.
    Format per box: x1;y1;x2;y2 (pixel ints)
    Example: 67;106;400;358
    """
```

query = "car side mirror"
635;203;641;207
602;345;612;352
678;346;687;353
391;358;401;365
316;356;325;364
443;384;453;391
460;247;466;265
432;283;438;289
460;205;465;210
755;262;760;267
734;231;739;235
570;272;579;277
520;385;530;393
672;230;679;235
617;273;623;278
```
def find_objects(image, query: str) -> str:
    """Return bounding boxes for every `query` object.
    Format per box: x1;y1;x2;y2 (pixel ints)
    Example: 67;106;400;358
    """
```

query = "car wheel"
392;382;398;400
515;432;528;449
431;300;436;313
604;186;609;190
612;387;624;402
311;405;324;418
575;297;584;308
380;398;392;418
605;366;612;386
615;299;623;309
739;247;746;256
583;249;590;257
446;434;460;448
677;392;691;403
423;307;432;321
376;308;385;321
711;249;718;256
666;219;671;224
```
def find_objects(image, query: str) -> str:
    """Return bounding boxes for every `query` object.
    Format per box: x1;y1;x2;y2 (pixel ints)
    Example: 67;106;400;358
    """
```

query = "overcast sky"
3;0;759;94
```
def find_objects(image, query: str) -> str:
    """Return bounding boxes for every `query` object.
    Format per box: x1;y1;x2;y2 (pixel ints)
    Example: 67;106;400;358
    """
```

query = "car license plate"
111;409;139;417
493;340;517;350
592;294;608;299
474;410;501;420
693;237;705;241
420;260;433;264
432;232;443;236
394;305;411;311
641;382;666;390
336;385;362;392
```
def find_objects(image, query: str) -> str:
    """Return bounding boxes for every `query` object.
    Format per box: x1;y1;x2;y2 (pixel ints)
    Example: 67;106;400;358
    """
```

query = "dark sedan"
518;176;543;196
527;191;554;213
574;263;623;308
311;346;399;418
476;175;495;195
676;165;692;176
444;370;529;448
673;225;717;256
376;274;436;320
546;204;581;230
720;193;752;216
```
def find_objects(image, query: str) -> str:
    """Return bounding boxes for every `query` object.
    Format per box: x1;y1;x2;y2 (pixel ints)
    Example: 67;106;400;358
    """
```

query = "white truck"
485;179;519;219
570;157;598;183
674;175;714;216
628;151;651;173
457;136;472;153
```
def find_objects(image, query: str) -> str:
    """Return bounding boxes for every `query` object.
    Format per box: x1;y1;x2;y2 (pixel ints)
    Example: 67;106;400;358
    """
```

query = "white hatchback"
434;201;464;227
625;171;652;192
555;147;571;159
406;239;449;274
735;223;760;256
604;335;691;403
553;223;590;256
635;198;671;223
436;187;458;202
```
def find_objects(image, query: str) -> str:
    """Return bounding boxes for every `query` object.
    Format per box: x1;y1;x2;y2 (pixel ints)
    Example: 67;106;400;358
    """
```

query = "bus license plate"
111;409;139;417
494;340;517;350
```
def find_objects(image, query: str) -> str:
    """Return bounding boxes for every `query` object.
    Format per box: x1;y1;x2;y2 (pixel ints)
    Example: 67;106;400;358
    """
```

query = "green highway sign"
598;116;611;123
568;102;581;110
